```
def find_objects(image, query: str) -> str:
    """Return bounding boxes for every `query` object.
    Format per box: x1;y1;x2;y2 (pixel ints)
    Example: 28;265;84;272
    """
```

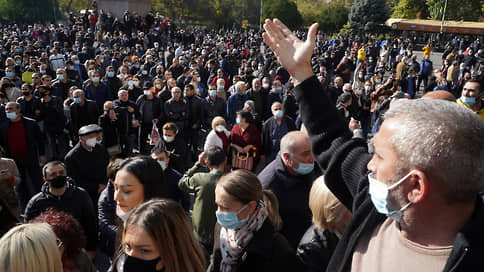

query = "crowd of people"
0;8;484;272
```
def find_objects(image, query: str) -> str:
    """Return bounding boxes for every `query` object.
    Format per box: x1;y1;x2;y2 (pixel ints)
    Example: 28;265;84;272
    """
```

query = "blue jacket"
85;82;113;109
258;156;319;248
226;93;248;125
419;60;433;77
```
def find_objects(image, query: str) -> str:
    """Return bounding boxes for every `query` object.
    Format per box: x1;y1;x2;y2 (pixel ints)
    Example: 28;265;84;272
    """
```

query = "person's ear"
407;170;427;204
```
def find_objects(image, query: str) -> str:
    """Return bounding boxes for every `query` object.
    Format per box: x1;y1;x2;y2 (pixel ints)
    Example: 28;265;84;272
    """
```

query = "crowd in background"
0;9;484;272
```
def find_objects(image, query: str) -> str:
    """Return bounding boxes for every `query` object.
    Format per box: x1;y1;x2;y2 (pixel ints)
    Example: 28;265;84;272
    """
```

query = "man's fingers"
265;18;286;42
262;32;276;52
274;18;294;39
307;23;318;44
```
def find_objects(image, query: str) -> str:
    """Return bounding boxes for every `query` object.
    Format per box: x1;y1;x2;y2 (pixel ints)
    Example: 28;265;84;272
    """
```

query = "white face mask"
85;138;97;148
215;125;225;132
144;90;151;96
116;206;129;222
262;83;270;89
163;135;175;143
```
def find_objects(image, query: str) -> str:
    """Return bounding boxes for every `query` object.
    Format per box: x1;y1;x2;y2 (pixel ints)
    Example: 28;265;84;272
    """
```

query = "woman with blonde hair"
209;169;298;272
0;223;63;272
111;198;205;272
297;175;352;272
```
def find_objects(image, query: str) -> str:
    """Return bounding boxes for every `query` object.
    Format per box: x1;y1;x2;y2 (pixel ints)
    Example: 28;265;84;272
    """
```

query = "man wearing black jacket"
263;19;484;272
64;124;109;204
136;82;164;154
184;83;203;160
24;161;97;259
0;102;45;210
114;89;140;156
70;89;99;141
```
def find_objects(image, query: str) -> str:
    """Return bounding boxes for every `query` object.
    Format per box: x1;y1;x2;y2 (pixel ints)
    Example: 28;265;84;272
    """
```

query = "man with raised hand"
263;19;484;272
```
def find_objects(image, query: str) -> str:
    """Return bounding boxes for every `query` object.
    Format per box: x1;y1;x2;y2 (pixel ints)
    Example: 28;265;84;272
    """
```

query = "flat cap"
78;124;102;136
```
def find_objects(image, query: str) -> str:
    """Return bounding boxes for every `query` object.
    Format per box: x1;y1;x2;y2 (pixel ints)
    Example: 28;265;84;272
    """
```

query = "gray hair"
280;131;309;157
73;89;84;96
234;81;246;93
244;100;255;109
384;99;484;203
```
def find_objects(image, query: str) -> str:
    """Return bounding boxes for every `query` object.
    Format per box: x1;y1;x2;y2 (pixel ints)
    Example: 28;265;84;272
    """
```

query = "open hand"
262;19;318;86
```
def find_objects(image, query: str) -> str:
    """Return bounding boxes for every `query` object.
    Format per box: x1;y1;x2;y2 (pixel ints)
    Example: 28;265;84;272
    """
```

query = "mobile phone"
0;169;8;174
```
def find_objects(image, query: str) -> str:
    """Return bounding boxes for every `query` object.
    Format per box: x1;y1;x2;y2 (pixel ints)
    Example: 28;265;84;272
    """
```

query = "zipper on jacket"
448;247;468;272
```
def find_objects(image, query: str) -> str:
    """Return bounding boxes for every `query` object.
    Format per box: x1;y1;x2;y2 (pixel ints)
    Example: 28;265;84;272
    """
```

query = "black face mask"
48;175;67;188
23;91;31;96
123;254;162;272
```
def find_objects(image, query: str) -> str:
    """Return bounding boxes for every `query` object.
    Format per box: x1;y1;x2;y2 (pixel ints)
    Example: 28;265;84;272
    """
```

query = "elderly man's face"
286;136;314;169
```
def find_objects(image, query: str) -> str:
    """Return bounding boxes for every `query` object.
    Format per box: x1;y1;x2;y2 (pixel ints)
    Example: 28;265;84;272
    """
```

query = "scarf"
220;200;268;272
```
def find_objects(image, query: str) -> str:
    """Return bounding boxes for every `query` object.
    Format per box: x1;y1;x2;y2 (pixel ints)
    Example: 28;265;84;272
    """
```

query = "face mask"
236;117;241;125
215;125;225;132
96;139;103;145
163;135;174;143
15;60;21;65
40;70;46;74
197;77;201;82
365;86;372;92
107;71;115;78
276;87;282;92
128;80;135;87
216;204;248;229
292;161;314;175
209;90;217;97
74;60;80;65
74;97;82;104
85;138;97;148
6;112;17;120
123;254;161;272
357;89;364;96
157;160;167;170
56;74;64;80
460;96;476;105
91;77;100;83
23;91;31;96
144;90;151;96
48;175;67;189
368;171;414;221
217;85;224;90
262;83;270;89
273;109;283;118
376;79;382;84
5;72;13;77
141;70;148;75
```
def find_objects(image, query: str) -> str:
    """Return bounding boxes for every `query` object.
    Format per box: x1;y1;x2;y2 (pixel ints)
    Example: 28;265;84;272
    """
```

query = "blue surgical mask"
141;70;148;75
197;77;201;82
218;85;224;90
5;72;13;77
56;74;64;80
293;162;314;175
128;80;135;87
276;87;282;92
274;109;283;118
157;160;167;170
107;71;115;78
216;204;248;229
6;112;17;120
368;171;414;221
460;96;476;105
74;97;82;104
209;90;217;96
236;117;241;125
